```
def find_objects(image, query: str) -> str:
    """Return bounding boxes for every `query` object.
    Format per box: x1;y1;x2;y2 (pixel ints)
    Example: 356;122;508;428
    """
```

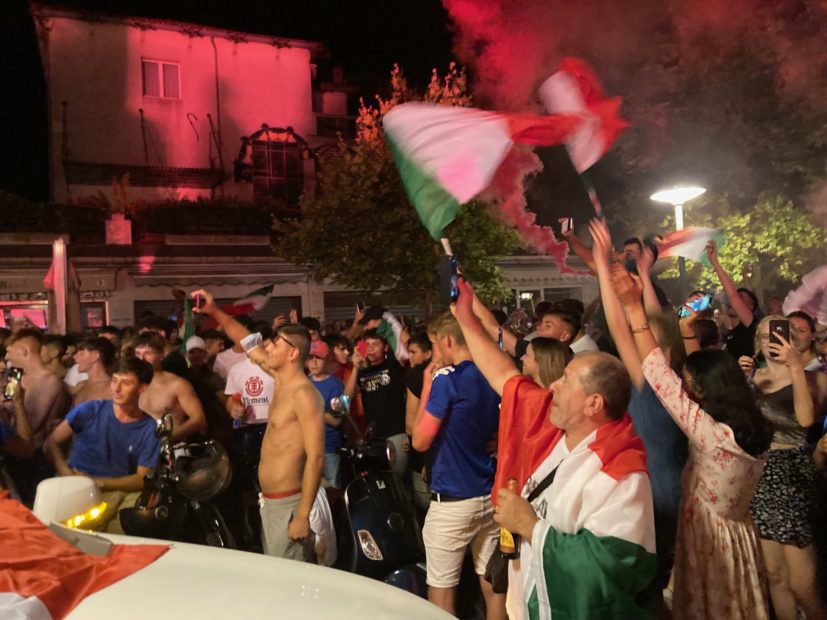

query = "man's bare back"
21;370;69;446
139;370;201;439
258;375;323;494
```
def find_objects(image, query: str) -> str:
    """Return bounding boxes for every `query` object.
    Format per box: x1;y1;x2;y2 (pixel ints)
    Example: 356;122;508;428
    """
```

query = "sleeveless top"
754;372;818;446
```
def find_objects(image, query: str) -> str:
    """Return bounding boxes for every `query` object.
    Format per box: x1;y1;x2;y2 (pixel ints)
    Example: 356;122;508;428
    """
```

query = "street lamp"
650;185;706;298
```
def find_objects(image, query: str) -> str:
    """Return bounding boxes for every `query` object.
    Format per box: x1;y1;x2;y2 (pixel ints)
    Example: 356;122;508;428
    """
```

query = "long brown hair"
529;337;571;388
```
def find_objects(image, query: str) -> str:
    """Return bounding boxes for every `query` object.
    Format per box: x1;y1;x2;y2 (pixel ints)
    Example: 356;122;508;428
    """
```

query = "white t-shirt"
224;358;274;424
213;347;248;381
63;363;88;387
570;333;599;354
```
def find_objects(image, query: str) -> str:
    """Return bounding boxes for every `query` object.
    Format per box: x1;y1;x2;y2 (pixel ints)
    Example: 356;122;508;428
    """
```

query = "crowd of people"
1;218;827;619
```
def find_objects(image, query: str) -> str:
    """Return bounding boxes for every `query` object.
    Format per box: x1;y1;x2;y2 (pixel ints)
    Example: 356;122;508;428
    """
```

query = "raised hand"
608;264;644;307
767;333;803;370
705;239;718;264
190;289;217;315
449;277;475;324
637;245;655;275
588;218;613;270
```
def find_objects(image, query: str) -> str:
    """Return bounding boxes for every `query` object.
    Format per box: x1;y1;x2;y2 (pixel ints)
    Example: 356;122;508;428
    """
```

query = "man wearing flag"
450;277;656;619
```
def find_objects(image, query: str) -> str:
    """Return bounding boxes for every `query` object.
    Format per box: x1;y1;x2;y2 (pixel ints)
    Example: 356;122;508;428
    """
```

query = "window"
142;60;180;99
252;134;304;205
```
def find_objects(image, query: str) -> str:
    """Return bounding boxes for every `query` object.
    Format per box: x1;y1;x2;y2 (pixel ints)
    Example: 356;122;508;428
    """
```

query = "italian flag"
383;58;627;239
657;227;725;266
223;283;275;316
495;376;656;619
539;57;629;173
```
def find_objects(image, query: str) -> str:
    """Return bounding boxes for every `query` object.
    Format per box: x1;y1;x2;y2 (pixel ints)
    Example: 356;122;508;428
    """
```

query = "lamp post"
650;186;706;299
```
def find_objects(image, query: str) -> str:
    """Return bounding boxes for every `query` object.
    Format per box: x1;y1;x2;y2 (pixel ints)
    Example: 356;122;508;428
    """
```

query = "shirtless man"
192;288;324;562
133;332;206;442
73;338;116;405
4;329;70;446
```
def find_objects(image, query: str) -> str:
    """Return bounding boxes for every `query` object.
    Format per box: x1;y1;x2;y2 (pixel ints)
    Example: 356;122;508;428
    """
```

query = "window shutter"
142;61;160;97
162;63;179;99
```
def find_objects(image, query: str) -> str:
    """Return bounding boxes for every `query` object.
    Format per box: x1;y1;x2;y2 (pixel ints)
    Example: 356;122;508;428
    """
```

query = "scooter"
333;432;427;597
119;413;236;548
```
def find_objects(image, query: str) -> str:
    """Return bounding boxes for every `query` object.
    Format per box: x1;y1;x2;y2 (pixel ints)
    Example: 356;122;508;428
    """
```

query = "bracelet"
631;324;650;334
682;335;697;340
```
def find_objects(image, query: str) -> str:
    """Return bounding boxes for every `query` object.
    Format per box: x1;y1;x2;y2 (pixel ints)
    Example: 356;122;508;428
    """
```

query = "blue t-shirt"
67;400;160;478
309;374;345;454
426;361;500;498
628;381;687;520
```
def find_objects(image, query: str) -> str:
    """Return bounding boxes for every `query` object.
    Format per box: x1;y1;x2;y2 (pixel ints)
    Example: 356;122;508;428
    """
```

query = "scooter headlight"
64;501;108;529
357;529;384;561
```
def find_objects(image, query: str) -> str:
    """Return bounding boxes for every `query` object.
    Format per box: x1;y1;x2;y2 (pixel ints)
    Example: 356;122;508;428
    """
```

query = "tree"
276;65;519;309
653;194;824;300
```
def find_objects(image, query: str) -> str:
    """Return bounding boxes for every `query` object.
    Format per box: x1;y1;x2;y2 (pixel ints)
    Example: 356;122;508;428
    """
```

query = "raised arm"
192;290;267;370
636;246;663;317
769;334;815;428
562;227;597;273
706;240;753;327
288;385;325;542
451;278;520;396
589;220;645;391
471;288;518;355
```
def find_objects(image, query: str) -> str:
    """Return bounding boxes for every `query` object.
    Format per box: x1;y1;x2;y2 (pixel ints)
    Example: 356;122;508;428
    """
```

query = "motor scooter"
333;432;427;597
118;413;236;548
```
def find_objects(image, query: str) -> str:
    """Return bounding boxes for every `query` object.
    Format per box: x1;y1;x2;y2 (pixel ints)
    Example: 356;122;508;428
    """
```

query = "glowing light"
649;186;706;206
64;501;108;529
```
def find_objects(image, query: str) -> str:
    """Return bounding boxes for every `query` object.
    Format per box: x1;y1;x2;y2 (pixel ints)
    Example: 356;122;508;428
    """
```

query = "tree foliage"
276;64;519;306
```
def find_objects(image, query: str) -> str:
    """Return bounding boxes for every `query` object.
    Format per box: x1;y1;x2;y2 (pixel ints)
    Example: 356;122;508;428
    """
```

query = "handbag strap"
526;461;561;503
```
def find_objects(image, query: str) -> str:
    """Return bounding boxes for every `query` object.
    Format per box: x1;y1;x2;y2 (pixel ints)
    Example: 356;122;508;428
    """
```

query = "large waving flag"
539;57;629;173
383;58;627;240
384;104;581;239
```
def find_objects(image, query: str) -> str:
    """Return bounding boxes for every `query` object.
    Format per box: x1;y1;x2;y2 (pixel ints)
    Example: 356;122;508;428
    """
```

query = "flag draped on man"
383;58;627;239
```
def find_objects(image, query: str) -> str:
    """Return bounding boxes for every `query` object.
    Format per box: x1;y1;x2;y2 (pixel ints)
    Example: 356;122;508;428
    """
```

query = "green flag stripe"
529;531;657;620
386;134;461;239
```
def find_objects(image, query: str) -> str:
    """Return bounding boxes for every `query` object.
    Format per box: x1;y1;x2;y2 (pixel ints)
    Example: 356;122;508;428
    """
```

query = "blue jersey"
67;400;160;478
309;374;345;453
426;361;500;498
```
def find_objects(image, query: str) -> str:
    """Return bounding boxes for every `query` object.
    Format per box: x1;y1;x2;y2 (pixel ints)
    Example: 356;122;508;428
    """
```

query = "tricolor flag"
383;58;627;240
657;227;725;266
223;283;276;316
383;103;581;239
539;57;630;173
376;311;409;364
782;264;827;325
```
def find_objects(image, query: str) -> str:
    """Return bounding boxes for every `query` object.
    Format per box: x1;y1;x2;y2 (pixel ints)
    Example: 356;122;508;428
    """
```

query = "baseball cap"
358;305;387;325
308;340;330;359
186;335;206;352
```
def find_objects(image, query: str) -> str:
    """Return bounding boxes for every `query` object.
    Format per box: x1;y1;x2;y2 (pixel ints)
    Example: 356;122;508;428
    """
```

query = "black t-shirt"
405;362;428;399
358;358;406;439
726;319;757;359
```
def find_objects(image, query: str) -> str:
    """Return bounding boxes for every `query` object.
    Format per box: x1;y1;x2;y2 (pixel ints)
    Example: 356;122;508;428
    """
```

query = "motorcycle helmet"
175;440;233;502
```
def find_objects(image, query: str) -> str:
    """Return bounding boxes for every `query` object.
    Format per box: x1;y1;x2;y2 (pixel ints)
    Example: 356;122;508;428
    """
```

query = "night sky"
0;0;456;201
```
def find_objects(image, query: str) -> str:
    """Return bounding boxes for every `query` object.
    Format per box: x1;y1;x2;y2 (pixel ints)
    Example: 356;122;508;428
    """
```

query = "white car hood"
67;533;450;619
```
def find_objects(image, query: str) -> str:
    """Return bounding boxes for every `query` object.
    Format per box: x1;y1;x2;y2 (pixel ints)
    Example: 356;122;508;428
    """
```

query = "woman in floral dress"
593;220;773;619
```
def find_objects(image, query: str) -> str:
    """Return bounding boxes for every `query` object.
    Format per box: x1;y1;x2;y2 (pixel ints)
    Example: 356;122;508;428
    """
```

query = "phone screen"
768;319;790;356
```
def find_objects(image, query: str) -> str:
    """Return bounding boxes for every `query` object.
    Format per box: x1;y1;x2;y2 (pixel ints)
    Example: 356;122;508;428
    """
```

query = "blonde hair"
428;312;466;346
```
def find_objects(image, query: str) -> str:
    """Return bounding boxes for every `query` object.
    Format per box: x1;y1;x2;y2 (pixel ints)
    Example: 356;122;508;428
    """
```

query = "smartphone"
678;294;713;318
356;301;365;312
356;340;368;359
438;255;459;306
4;368;22;401
559;217;573;235
194;293;202;309
768;319;790;356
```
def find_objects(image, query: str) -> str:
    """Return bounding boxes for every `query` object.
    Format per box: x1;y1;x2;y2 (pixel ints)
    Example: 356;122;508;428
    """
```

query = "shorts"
259;492;316;563
422;494;499;588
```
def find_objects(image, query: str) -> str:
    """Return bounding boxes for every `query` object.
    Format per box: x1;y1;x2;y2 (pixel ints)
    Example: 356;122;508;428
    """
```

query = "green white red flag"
223;283;275;316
